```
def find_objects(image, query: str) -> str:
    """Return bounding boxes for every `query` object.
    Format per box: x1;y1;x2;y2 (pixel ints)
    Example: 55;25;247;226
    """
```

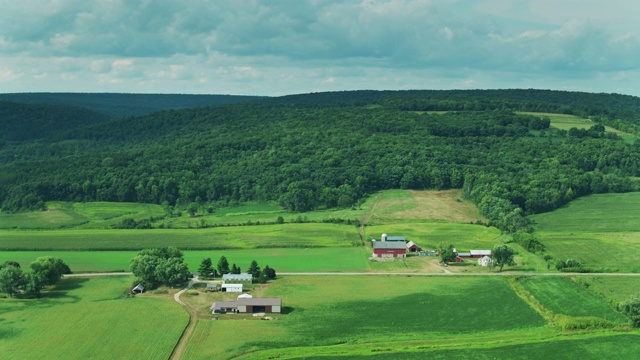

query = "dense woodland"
1;90;639;233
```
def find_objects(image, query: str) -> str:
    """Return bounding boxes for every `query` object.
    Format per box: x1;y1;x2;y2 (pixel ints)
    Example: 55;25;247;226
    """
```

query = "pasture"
0;247;371;273
0;201;164;230
518;112;636;142
0;223;361;251
531;192;640;272
0;276;187;360
576;276;640;305
519;277;627;323
182;276;546;359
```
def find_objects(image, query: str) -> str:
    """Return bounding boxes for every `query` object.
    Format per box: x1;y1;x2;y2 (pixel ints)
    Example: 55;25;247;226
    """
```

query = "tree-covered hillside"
1;90;639;233
0;93;264;118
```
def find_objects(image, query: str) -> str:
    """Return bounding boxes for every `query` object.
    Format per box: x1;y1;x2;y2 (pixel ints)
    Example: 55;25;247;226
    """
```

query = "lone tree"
231;264;241;274
262;265;276;280
217;256;230;275
438;243;456;264
248;260;261;279
130;247;190;289
198;258;214;278
492;244;517;271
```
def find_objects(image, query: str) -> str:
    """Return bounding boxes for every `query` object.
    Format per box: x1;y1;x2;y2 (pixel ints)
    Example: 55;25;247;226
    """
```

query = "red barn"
372;241;406;258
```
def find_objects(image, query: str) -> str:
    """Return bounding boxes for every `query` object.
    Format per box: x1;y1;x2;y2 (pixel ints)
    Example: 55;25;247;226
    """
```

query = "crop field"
531;193;640;233
291;334;640;359
530;192;640;272
182;276;546;359
0;276;187;360
576;276;640;305
0;222;361;251
519;277;627;323
0;201;165;230
0;247;371;273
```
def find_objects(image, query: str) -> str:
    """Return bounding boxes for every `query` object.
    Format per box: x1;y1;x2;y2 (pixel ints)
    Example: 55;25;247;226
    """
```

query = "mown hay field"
0;247;371;273
519;277;627;323
182;276;545;359
0;276;187;360
0;222;361;251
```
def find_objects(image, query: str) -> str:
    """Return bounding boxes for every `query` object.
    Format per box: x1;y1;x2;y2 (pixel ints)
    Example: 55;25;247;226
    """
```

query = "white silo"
381;233;387;241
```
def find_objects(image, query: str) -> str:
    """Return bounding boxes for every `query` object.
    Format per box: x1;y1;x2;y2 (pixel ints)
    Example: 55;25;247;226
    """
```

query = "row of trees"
0;257;71;298
197;256;276;283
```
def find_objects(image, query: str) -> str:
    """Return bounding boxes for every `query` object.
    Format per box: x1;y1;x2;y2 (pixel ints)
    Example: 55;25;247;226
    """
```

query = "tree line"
0;257;71;298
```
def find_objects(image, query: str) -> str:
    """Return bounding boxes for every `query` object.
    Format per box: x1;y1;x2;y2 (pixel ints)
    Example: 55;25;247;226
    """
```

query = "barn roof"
406;241;417;248
221;283;243;289
373;241;407;250
222;274;253;281
210;301;238;311
470;250;492;256
386;236;406;241
237;297;281;306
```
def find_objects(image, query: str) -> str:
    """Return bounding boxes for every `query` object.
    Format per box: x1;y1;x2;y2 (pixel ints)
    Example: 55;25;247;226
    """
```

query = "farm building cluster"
453;248;494;266
371;234;419;258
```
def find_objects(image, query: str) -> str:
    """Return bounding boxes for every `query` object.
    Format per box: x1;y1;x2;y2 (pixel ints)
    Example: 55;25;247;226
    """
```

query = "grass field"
529;192;640;272
291;334;640;359
0;247;371;273
365;222;501;250
519;277;627;323
518;112;637;142
182;276;546;359
0;223;361;251
0;201;165;230
0;276;187;360
576;276;640;305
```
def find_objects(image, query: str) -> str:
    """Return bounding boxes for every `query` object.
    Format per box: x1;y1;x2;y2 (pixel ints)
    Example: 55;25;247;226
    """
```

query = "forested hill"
1;89;639;233
0;100;110;141
0;93;264;118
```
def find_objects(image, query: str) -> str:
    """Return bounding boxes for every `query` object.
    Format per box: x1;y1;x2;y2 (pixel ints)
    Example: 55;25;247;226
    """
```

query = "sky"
1;0;639;96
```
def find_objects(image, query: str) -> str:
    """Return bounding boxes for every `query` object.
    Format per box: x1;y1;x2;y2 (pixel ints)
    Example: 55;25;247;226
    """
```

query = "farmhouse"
406;241;419;252
210;297;282;314
478;255;493;267
222;273;253;283
372;240;406;258
470;250;492;258
221;283;243;292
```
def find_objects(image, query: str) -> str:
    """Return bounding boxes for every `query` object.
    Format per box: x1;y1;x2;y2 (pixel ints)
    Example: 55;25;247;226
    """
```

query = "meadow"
0;276;187;360
182;276;546;359
530;192;640;272
519;277;627;323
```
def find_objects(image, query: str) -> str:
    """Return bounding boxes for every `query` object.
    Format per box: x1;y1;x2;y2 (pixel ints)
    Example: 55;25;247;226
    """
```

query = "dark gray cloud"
0;0;639;95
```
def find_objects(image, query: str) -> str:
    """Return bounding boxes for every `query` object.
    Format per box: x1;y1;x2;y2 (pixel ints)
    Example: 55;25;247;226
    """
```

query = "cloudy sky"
1;0;639;96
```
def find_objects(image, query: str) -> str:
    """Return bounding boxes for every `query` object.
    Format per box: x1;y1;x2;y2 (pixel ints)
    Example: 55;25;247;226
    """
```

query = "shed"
210;297;282;314
406;241;418;252
470;250;492;258
372;240;406;258
478;255;493;267
222;273;253;284
221;283;243;293
132;284;144;294
457;252;471;258
205;283;217;292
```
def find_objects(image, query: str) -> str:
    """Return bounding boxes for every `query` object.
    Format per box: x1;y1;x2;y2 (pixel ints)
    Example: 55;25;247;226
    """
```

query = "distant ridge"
0;92;265;118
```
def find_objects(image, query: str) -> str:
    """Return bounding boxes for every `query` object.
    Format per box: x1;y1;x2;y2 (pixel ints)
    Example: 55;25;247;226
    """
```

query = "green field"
293;334;640;359
0;247;371;273
182;276;546;359
0;201;165;230
0;223;361;251
0;276;187;360
576;276;640;305
530;192;640;272
519;277;627;323
518;112;637;142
